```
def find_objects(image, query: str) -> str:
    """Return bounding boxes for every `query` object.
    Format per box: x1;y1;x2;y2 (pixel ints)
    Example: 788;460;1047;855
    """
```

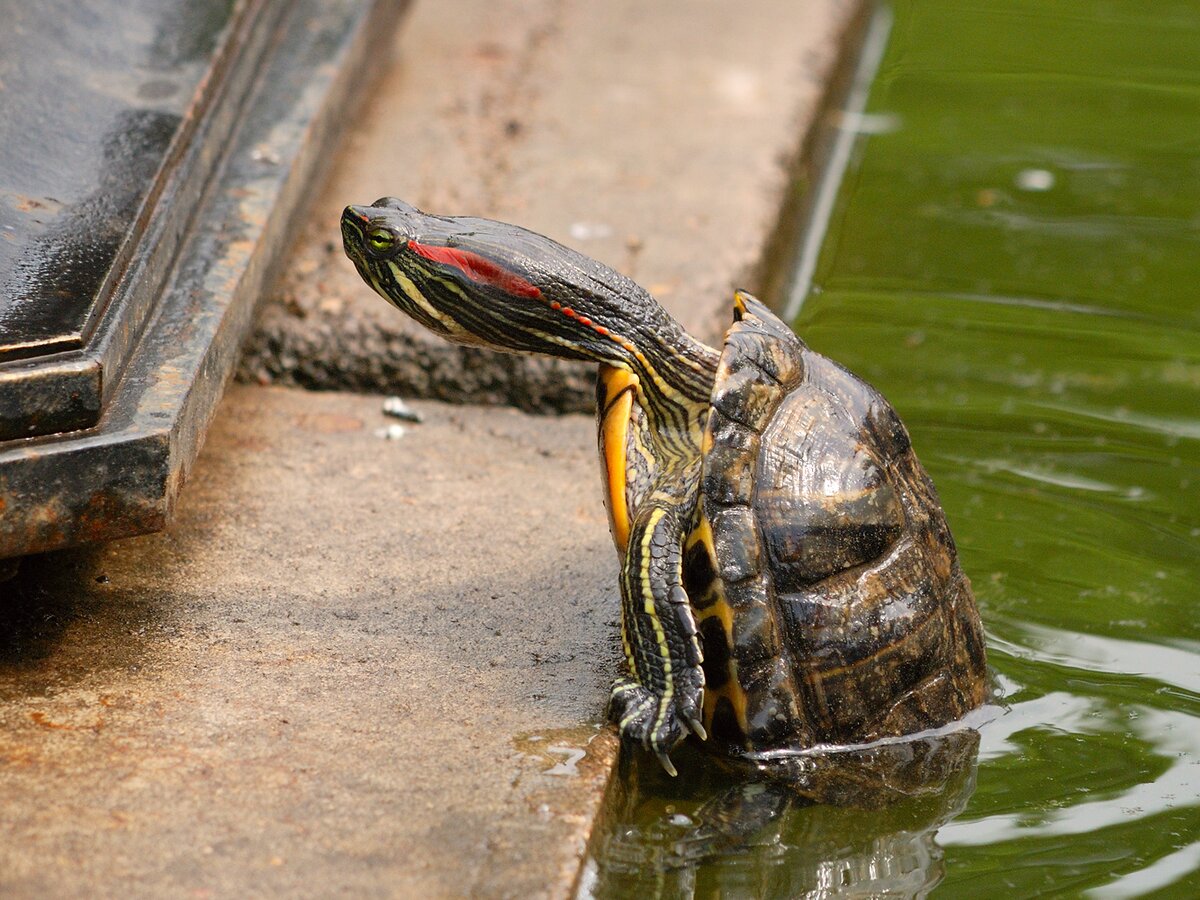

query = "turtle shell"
687;295;987;754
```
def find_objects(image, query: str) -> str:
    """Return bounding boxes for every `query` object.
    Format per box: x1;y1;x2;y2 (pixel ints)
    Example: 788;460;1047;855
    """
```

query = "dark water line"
783;3;893;322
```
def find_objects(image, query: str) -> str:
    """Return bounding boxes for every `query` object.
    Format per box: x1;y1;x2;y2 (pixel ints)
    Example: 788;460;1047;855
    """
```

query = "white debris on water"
1015;168;1056;191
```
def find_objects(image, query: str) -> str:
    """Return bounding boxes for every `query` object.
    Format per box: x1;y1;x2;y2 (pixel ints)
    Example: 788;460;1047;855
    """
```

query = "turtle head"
342;198;662;363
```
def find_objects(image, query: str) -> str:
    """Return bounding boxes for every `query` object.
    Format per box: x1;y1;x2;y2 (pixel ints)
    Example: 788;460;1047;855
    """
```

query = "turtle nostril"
342;206;369;229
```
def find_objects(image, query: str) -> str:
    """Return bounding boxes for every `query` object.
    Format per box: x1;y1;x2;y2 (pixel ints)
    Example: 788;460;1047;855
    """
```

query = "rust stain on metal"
0;475;167;560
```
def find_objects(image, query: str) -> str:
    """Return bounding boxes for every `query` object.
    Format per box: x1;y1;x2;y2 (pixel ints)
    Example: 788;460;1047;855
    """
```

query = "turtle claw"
676;665;707;742
608;672;706;776
655;747;678;778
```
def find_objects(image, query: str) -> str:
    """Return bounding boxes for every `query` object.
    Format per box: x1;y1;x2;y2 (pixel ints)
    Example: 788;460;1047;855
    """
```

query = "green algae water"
582;2;1200;896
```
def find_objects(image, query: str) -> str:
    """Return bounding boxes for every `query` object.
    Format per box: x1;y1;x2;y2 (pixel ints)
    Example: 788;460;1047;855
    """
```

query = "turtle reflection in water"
588;727;981;897
340;200;988;784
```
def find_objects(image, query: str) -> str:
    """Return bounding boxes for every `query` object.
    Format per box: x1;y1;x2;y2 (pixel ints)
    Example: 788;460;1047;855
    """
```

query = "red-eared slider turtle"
341;199;988;775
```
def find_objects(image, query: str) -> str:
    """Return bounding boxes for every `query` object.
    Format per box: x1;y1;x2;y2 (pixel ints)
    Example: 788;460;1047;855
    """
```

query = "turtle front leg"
607;502;706;775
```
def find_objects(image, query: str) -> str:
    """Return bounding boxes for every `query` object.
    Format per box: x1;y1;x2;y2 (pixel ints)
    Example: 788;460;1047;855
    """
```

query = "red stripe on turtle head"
409;241;541;299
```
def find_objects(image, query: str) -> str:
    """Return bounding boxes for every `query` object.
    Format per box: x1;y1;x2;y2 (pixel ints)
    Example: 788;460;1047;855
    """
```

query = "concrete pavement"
2;388;617;897
2;1;856;895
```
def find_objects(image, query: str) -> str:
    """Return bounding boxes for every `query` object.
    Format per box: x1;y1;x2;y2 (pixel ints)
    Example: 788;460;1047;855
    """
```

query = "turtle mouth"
340;206;370;259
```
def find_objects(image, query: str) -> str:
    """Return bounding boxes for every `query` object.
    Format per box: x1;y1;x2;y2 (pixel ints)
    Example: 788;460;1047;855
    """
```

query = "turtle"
340;198;988;776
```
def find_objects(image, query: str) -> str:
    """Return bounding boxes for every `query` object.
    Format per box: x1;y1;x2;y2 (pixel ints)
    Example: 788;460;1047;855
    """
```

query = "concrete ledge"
239;0;857;412
1;386;619;897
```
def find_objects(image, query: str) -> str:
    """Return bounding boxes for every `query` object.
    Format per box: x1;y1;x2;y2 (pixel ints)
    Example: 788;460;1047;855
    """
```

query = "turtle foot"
608;671;705;776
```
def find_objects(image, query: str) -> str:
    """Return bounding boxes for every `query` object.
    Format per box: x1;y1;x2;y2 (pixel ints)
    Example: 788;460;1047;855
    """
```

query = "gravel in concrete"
1;386;619;898
238;0;856;411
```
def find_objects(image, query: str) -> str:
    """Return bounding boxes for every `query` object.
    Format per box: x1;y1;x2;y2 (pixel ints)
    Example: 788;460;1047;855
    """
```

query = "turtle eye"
367;228;396;253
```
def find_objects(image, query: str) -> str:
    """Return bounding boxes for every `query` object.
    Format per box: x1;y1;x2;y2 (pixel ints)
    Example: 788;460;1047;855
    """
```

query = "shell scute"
861;399;913;459
720;324;802;388
700;414;761;506
708;506;762;584
730;597;783;666
710;362;779;432
745;659;811;747
756;381;908;591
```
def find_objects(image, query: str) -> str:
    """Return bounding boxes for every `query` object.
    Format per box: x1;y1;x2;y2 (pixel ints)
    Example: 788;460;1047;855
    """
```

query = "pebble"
374;424;408;440
382;396;424;423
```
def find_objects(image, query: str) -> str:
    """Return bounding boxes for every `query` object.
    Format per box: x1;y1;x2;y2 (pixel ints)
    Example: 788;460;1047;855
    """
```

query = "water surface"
585;2;1200;895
